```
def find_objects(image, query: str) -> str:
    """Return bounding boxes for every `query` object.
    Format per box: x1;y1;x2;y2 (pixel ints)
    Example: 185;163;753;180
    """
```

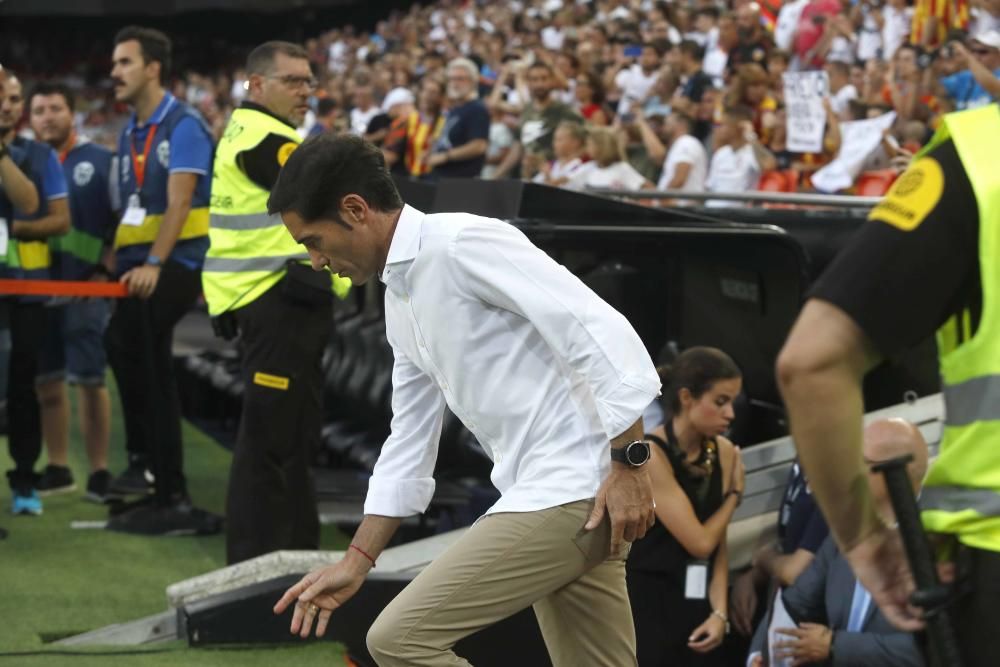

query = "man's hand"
843;522;924;631
273;558;369;639
749;653;764;667
121;264;161;299
730;569;759;636
585;464;655;555
688;612;726;653
774;623;832;666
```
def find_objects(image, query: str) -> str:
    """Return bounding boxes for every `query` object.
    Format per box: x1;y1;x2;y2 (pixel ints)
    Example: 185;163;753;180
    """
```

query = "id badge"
0;219;7;256
121;193;146;227
684;560;709;600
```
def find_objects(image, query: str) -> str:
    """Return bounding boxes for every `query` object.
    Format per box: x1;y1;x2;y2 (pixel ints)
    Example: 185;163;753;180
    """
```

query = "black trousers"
226;279;332;564
950;545;1000;667
5;301;46;491
104;261;201;503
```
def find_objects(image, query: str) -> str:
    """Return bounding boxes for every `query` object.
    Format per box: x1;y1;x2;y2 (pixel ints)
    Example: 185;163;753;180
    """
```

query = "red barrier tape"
0;279;130;298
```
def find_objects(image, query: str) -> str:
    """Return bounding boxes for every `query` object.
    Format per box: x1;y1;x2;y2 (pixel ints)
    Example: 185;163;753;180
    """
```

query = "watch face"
626;441;650;466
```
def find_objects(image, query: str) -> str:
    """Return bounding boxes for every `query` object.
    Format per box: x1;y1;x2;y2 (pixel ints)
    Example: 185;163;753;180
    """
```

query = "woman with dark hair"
627;346;746;666
574;69;610;125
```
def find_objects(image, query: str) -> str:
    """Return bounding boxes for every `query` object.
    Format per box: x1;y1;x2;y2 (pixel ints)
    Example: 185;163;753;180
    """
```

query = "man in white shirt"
826;60;858;118
349;83;380;136
775;0;809;52
881;0;913;60
615;44;664;116
270;134;660;666
657;112;708;197
705;106;777;207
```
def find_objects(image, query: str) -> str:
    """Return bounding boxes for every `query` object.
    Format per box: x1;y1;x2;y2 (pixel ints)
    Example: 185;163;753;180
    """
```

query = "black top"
810;139;981;358
627;427;723;580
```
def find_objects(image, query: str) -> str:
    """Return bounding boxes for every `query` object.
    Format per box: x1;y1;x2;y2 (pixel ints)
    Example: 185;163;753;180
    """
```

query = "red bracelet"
349;544;377;568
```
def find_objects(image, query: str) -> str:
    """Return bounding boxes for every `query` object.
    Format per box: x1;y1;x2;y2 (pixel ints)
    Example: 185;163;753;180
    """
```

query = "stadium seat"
757;169;799;193
854;169;898;197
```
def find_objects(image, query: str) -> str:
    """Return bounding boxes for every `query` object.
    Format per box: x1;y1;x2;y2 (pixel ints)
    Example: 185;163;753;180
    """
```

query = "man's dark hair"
679;39;706;62
724;104;754;123
527;61;554;75
114;26;172;83
826;60;850;78
316;97;337;117
671;112;695;131
246;40;310;76
268;133;403;226
647;38;671;57
27;81;75;112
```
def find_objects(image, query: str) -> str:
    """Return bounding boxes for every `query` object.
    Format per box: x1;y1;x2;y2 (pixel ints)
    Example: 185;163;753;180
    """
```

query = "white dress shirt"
365;205;661;518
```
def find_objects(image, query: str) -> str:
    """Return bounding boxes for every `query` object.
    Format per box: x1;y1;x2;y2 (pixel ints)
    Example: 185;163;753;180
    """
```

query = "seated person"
566;126;653;191
729;454;830;639
532;121;589;186
627;347;746;666
747;418;928;667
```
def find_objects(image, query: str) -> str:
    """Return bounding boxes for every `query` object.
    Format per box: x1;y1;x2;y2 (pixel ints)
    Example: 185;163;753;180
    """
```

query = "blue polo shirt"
115;92;213;273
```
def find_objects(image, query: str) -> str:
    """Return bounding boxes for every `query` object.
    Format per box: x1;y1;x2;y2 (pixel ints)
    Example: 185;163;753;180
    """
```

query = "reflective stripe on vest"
209;212;284;231
17;241;52;271
203;253;309;273
918;104;1000;552
943;373;1000;426
114;207;210;248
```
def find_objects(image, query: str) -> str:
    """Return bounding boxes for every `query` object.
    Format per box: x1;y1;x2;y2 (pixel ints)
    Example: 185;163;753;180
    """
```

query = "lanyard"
129;124;158;191
58;133;77;165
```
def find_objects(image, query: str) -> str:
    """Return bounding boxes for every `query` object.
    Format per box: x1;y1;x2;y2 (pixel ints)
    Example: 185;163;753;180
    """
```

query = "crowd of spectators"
33;1;1000;198
8;0;1000;201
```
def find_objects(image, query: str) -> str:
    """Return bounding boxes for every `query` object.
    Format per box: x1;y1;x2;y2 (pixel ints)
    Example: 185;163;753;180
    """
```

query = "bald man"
749;419;927;667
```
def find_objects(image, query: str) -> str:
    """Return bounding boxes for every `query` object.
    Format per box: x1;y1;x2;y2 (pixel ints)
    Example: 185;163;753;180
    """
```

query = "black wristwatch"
610;440;651;467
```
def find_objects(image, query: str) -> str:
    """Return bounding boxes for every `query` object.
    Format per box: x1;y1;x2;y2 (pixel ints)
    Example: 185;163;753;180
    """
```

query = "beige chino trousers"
366;498;636;666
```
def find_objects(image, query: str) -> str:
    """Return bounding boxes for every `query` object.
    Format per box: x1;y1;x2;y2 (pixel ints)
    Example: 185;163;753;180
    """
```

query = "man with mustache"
201;41;350;564
104;26;219;535
27;81;117;505
0;69;70;518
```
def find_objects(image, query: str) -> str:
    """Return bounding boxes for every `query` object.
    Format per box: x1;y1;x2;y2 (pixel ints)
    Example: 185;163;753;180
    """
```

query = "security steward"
105;27;219;535
202;41;350;564
1;71;71;517
777;103;1000;667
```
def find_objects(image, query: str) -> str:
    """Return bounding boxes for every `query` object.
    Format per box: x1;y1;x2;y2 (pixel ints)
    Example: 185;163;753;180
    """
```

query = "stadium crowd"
8;0;1000;200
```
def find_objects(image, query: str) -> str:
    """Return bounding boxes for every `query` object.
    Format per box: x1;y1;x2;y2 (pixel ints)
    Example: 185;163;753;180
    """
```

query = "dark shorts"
37;298;111;386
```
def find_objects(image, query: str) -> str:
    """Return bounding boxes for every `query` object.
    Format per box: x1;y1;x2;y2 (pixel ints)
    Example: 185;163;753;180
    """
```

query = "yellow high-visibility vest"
202;106;349;315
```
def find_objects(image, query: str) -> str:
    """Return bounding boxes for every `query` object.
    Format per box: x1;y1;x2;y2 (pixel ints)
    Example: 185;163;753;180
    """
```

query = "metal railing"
587;188;882;209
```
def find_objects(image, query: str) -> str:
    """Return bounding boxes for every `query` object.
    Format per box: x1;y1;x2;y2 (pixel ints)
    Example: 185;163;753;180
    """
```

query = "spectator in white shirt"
533;121;589;186
881;0;913;59
633;109;708;203
349;83;380;136
705;105;777;207
568;126;653;191
826;60;859;118
270;133;660;666
774;0;810;52
614;43;666;116
657;113;708;198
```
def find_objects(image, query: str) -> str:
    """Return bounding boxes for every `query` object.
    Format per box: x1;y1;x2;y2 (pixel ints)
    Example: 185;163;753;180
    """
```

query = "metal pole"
871;455;964;667
586;188;882;209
